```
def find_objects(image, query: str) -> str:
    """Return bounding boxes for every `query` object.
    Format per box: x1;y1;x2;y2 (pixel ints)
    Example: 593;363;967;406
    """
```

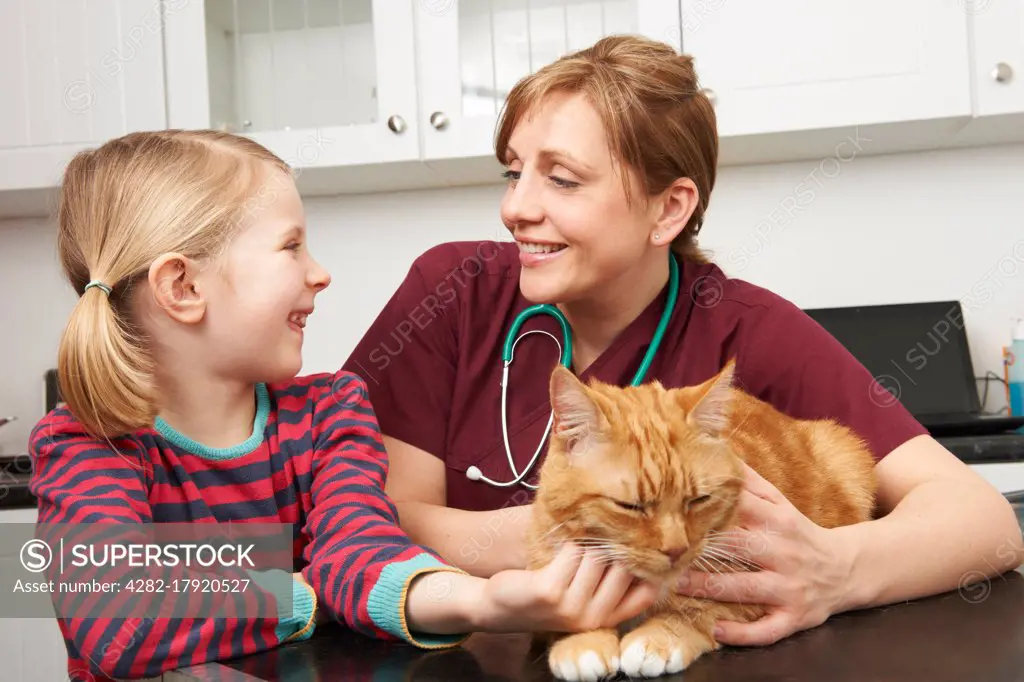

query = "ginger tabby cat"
527;359;877;680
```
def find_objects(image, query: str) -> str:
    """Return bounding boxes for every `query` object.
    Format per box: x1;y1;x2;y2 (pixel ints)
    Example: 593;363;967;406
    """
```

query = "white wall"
2;141;1024;455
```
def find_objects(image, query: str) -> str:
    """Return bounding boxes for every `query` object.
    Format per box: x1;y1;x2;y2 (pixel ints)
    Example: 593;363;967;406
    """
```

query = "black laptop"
803;300;1024;437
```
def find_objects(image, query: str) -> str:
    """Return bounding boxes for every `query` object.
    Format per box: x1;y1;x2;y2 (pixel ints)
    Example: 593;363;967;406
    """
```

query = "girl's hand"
674;463;856;646
475;543;660;633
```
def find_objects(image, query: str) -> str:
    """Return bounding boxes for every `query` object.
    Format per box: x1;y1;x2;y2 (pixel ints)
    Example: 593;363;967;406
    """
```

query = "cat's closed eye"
688;494;712;507
611;498;647;513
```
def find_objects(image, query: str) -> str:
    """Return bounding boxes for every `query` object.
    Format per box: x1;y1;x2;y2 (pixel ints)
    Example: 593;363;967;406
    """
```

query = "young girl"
29;130;657;682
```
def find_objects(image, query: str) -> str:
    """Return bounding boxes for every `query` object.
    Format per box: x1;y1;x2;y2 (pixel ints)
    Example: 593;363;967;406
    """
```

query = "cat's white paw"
550;650;620;681
548;631;621;682
620;636;686;678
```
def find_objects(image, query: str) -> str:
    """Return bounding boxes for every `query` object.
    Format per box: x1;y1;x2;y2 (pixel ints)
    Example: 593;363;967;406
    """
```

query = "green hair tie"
83;280;112;296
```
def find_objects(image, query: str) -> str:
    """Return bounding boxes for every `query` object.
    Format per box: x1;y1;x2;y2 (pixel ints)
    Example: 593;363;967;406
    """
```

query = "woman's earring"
654;233;661;241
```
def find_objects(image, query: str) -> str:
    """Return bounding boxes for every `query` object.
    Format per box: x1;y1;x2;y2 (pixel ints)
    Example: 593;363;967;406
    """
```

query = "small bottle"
1009;319;1024;417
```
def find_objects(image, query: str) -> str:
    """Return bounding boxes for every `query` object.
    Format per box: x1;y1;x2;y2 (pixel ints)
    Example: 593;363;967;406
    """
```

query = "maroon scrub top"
342;241;927;512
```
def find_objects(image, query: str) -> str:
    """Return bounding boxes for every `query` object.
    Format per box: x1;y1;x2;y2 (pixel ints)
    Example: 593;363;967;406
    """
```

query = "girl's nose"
310;260;331;290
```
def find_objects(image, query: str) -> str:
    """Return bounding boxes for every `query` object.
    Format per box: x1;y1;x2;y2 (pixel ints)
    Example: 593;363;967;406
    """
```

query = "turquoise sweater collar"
154;383;270;459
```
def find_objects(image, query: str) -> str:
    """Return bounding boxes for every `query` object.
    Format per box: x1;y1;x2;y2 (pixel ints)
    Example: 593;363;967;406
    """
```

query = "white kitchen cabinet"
4;0;1024;216
414;0;682;168
0;0;167;195
163;0;425;191
679;0;973;141
939;2;1024;151
970;1;1024;116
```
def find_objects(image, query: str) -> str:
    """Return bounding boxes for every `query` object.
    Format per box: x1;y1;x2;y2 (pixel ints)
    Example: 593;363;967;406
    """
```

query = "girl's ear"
148;253;207;324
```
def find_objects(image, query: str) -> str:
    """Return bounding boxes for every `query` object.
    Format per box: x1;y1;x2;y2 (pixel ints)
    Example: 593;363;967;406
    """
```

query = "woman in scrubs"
343;35;1022;646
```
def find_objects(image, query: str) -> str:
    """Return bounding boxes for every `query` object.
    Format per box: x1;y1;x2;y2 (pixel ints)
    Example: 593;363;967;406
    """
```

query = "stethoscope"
465;254;681;489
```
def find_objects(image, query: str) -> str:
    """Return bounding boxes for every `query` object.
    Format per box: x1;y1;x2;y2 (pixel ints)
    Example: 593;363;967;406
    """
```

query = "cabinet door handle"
430;111;450;130
992;63;1014;84
387;115;408;134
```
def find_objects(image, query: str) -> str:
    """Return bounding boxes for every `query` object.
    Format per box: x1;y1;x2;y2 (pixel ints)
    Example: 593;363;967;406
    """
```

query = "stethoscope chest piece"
467;254;680;489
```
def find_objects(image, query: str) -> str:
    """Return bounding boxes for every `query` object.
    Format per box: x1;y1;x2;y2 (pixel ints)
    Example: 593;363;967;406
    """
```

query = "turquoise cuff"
249;569;317;643
365;553;470;649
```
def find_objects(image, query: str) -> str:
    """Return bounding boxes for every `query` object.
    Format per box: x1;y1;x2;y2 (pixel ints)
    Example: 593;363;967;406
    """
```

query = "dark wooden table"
166;564;1024;682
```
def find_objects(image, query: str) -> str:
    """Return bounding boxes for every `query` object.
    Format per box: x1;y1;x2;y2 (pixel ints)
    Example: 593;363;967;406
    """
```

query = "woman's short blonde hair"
56;129;289;438
495;34;718;263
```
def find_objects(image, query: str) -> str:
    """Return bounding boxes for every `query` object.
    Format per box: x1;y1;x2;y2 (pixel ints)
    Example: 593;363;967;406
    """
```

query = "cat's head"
533;360;745;583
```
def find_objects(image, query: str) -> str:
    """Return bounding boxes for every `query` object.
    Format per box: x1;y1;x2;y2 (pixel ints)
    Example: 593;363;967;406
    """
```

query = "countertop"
166;503;1024;682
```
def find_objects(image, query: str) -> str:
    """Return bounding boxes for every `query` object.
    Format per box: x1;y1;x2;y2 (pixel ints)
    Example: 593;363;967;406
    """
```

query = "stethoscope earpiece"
470;254;680;490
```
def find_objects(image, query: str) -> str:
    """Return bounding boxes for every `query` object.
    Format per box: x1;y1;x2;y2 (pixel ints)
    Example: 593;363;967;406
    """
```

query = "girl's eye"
285;242;302;252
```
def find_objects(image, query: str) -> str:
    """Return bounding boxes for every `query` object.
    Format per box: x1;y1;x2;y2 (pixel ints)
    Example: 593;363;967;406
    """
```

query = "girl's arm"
29;413;317;680
404;544;661;636
305;372;660;645
302;372;471;648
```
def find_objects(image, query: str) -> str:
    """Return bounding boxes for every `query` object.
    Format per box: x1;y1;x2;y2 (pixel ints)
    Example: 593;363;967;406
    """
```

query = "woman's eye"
285;242;301;251
501;170;520;182
549;175;579;189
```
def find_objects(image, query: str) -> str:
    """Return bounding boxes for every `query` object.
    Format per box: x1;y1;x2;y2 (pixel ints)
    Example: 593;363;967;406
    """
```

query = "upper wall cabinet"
413;0;682;164
163;0;421;174
679;0;973;138
0;0;166;194
970;1;1024;116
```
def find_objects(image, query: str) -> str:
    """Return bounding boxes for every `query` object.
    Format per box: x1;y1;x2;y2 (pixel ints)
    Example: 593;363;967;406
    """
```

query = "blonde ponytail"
54;129;289;438
57;283;155;438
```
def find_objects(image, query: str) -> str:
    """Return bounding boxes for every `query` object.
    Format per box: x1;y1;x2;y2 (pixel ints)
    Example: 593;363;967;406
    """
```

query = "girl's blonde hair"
495;35;718;263
56;129;289;438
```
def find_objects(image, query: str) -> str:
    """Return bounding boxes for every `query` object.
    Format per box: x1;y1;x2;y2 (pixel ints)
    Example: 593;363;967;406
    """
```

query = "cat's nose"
663;546;688;563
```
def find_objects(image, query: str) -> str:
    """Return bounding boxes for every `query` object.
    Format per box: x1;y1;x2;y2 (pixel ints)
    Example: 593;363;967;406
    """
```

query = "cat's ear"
687;360;736;437
550;365;600;456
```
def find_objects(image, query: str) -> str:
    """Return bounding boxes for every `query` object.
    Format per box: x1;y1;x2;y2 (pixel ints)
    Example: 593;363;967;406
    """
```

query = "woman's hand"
475;543;660;633
675;463;858;646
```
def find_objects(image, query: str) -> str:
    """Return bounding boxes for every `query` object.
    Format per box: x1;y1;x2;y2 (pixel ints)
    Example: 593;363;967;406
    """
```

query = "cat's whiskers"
696;552;737;575
703;532;749;546
699;544;761;571
702;545;756;565
539;522;566;540
690;555;724;576
702;536;754;551
562;538;632;565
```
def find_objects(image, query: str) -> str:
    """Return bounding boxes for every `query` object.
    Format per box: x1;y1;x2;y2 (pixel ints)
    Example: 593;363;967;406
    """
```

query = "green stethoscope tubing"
467;254;681;489
500;253;680;385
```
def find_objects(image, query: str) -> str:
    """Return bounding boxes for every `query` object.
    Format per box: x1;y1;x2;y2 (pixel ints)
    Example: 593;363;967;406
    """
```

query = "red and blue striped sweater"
29;370;467;682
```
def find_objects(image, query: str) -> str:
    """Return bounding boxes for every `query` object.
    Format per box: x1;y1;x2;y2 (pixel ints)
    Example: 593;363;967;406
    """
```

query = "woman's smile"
517;239;569;267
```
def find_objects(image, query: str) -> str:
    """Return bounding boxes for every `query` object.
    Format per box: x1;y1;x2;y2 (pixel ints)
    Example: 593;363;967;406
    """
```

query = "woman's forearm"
394;500;533;577
836;478;1023;613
